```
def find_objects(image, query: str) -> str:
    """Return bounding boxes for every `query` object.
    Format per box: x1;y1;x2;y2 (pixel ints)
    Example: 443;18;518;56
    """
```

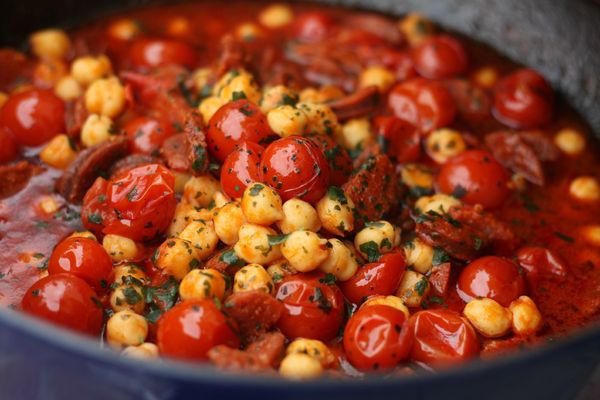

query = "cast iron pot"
1;1;599;399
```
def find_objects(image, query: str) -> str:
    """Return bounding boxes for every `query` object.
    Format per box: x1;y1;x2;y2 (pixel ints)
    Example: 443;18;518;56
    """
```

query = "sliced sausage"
327;86;380;121
208;332;285;372
223;290;284;342
429;262;451;296
161;133;190;173
185;111;209;175
109;154;158;177
0;161;43;199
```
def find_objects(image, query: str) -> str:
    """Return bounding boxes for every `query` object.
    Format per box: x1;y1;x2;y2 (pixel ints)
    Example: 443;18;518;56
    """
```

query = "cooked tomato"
220;141;264;199
260;136;330;204
48;237;113;291
410;309;480;366
443;79;491;122
157;299;241;360
343;304;412;371
517;246;568;283
437;150;510;209
373;116;421;163
0;127;18;163
292;12;336;42
21;274;103;335
457;256;526;307
275;272;345;342
0;89;65;147
412;35;468;79
130;38;198;68
123;116;175;155
309;134;352;186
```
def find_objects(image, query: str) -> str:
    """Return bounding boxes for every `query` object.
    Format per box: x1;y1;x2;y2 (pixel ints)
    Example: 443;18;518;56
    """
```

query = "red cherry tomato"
130;38;198;68
457;256;526;307
492;68;554;129
308;134;352;186
292;12;336;42
220;141;264;199
275;272;345;341
343;304;412;371
373;116;421;163
82;164;176;241
388;78;456;133
412;35;468;79
21;274;103;335
48;237;113;291
157;299;240;361
437;150;510;209
260;136;330;204
123;116;175;155
443;79;491;123
206;99;276;162
410;309;480;366
0;127;18;163
0;89;65;147
516;246;568;283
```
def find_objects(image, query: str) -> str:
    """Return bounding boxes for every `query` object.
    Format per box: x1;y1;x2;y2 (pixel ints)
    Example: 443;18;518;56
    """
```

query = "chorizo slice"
343;13;403;45
208;332;285;372
0;161;43;199
223;290;284;342
109;154;158;177
161;133;190;173
64;97;88;137
215;34;250;77
184;111;209;175
327;86;380;121
429;262;451;296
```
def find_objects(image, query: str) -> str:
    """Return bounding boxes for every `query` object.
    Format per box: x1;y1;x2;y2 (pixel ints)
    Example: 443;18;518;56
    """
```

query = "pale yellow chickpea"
241;182;284;226
102;234;138;262
107;18;141;41
212;191;229;209
297;102;341;136
281;230;329;273
199;96;226;124
278;198;321;234
396;270;430;307
33;59;68;88
339;118;373;150
403;238;434;274
183;174;221;208
110;284;145;314
167;203;215;237
361;295;410;319
463;298;512;338
299;85;344;104
236;22;263;41
191;67;213;94
279;353;323;380
473;67;499;89
415;193;461;214
569;176;600;202
319;239;358;281
80;114;114;148
354;221;400;260
85;76;126;118
509;296;543;336
234;263;274;294
54;75;83;101
173;172;191;195
121;342;159;359
179;268;227;301
258;4;294;28
71;55;112;86
30;29;71;59
214;202;246;245
267;105;308;137
260;85;298;112
234;223;282;264
425;128;467;164
359;66;396;91
400;164;434;190
398;13;435;46
316;187;355;236
267;259;297;283
286;338;335;367
69;231;97;241
219;73;261;105
178;219;219;260
39;134;77;169
581;225;600;247
554;128;586;156
106;310;148;348
37;196;60;215
113;264;147;285
154;237;200;280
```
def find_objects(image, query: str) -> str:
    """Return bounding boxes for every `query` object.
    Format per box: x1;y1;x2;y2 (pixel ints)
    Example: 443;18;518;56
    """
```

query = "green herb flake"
432;247;450;265
220;249;245;267
359;241;381;263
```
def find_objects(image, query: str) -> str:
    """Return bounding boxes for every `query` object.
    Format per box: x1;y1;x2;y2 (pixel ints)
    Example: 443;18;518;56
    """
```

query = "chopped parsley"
432;247;450;265
327;186;348;204
87;213;103;225
318;273;337;286
554;231;575;243
220;249;245;267
359;241;380;263
248;184;264;196
267;233;290;246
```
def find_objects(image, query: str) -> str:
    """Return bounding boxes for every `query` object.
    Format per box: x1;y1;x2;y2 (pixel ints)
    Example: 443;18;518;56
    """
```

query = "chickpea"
121;343;159;359
281;230;330;273
569;176;600;202
554;128;586;156
297;102;341;136
107;18;141;41
69;231;97;241
102;234;139;262
425;128;467;164
71;55;112;86
178;219;219;260
39;134;77;169
403;238;434;274
509;296;543;336
400;164;434;190
154;238;200;280
415;193;461;214
113;264;147;285
463;298;512;338
278;198;321;234
173;172;191;195
80;114;114;148
54;75;83;101
267;105;308;137
473;67;499;89
299;85;344;104
110;284;145;314
166;17;191;37
398;13;435;46
183;174;221;208
30;29;71;59
267;259;297;283
179;268;227;301
339;118;373;151
316;187;355;236
361;295;410;319
218;72;261;105
212;191;228;208
236;22;263;41
85;76;126;118
396;270;430;307
199;96;226;124
582;225;600;247
319;239;358;282
354;221;400;260
359;66;396;91
259;4;294;28
106;310;148;348
286;338;335;367
33;59;68;87
279;353;323;380
234;223;282;264
214;202;246;245
167;202;199;237
260;85;298;112
241;182;284;226
234;263;274;294
37;196;60;215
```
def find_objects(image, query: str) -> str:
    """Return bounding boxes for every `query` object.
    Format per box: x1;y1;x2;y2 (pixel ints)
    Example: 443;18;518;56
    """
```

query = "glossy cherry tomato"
444;79;491;123
388;78;456;133
340;252;406;305
492;68;554;129
220;141;264;199
516;246;568;283
260;136;330;204
130;38;198;68
48;237;113;291
82;164;176;241
457;256;526;307
275;272;345;341
412;35;468;79
206;99;276;162
343;304;412;371
123;116;175;155
0;126;18;163
373;116;421;163
0;89;65;146
308;134;352;186
293;12;336;42
410;309;480;366
157;299;240;361
437;150;510;209
21;274;103;335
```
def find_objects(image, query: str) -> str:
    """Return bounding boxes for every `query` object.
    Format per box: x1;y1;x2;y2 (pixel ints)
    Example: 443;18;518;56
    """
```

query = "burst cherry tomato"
48;237;113;291
130;38;198;68
410;309;480;366
0;127;18;163
412;35;468;79
308;134;352;186
457;256;526;307
220;141;264;199
260;136;330;203
437;150;510;209
293;12;336;42
21;274;103;335
343;304;412;371
492;68;554;129
206;99;276;162
388;78;456;133
275;272;345;341
82;164;176;241
517;246;568;283
123;116;175;155
0;89;65;147
157;299;240;361
373;116;421;163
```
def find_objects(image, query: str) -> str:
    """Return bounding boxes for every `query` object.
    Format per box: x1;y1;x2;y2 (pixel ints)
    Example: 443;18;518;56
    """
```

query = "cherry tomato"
492;68;554;129
48;237;113;291
443;79;491;123
410;309;480;366
260;136;330;204
457;256;526;307
0;89;65;147
388;78;456;133
412;35;468;79
339;251;406;305
130;38;198;68
308;134;352;186
157;299;240;361
516;246;568;283
21;274;103;335
437;150;510;209
373;116;421;163
82;164;176;241
0;126;18;163
275;272;345;341
343;304;412;371
123;116;175;155
206;99;276;162
220;141;264;199
293;12;336;42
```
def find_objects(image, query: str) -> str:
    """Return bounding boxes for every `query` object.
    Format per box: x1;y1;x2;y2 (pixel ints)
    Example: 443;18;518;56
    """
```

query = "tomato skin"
516;246;568;283
373;116;421;163
339;252;406;305
21;274;103;335
275;272;345;342
157;299;241;361
457;256;526;307
412;35;468;79
123;116;175;155
48;237;113;291
207;99;276;162
308;134;352;186
293;12;336;42
492;68;554;129
410;309;480;366
437;150;510;209
260;136;330;204
0;127;18;163
220;141;264;199
343;304;412;371
130;38;198;68
0;89;65;147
